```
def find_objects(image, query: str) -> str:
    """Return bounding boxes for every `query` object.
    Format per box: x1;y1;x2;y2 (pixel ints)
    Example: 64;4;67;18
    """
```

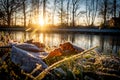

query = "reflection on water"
1;31;120;55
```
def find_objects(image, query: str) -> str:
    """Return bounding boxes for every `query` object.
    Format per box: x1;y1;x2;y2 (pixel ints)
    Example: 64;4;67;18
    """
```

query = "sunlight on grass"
1;45;120;80
34;46;98;80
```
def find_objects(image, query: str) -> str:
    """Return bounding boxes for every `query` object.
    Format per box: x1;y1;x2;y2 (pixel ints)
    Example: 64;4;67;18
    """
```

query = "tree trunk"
91;0;98;26
14;12;16;26
72;5;75;27
7;13;11;27
67;0;70;26
43;0;46;25
113;0;116;17
60;0;63;25
104;0;107;26
7;0;11;26
85;0;90;26
52;0;56;25
23;0;26;27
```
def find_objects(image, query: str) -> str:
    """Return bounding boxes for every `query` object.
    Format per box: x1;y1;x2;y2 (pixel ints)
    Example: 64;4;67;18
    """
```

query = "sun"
39;17;44;27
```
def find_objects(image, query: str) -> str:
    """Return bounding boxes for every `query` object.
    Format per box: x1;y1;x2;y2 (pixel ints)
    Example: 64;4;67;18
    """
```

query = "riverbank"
41;28;120;34
0;27;26;31
0;27;120;35
0;43;120;80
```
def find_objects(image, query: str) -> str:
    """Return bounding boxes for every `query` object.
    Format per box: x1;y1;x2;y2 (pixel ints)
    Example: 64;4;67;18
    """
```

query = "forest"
0;0;120;28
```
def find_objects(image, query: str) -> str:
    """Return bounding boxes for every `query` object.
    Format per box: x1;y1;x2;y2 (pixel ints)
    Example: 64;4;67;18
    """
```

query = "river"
0;31;120;55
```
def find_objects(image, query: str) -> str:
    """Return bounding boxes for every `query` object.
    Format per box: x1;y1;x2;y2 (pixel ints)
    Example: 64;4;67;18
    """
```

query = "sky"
15;0;120;26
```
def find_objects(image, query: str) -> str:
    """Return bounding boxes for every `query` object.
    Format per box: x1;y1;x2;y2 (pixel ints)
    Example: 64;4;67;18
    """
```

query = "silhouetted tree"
85;0;99;26
0;9;4;25
0;0;24;26
57;0;68;26
60;0;64;25
52;0;57;25
98;0;109;26
103;0;107;26
85;0;91;26
91;0;99;26
43;0;47;25
71;0;81;27
66;0;70;26
30;0;41;24
23;0;26;27
111;0;120;17
113;0;116;17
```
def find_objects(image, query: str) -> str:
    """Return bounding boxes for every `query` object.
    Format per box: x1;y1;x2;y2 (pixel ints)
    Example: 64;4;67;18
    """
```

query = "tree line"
0;0;120;27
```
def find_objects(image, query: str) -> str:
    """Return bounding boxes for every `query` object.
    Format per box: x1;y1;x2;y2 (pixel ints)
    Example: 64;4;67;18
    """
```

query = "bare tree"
66;0;70;26
91;0;99;26
103;0;108;26
30;0;40;24
112;0;120;17
0;0;23;26
85;0;99;26
71;0;81;27
56;0;67;25
98;0;109;26
52;0;57;25
43;0;47;25
113;0;116;17
85;0;91;26
0;9;5;25
60;0;64;25
23;0;26;27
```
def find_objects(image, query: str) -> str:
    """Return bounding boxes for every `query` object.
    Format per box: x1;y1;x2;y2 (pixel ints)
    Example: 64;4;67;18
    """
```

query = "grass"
34;46;98;80
0;54;29;80
0;41;120;80
0;47;120;80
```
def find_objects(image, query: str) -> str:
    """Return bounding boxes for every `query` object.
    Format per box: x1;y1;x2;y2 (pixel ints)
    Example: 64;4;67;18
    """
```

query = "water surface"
1;31;120;55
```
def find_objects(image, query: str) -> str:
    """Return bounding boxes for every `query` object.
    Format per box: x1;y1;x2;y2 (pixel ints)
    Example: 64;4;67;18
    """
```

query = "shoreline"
0;27;120;35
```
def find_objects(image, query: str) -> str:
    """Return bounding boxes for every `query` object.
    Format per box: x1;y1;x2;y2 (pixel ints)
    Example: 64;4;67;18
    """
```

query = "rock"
32;42;45;48
25;39;33;43
73;45;84;53
46;48;62;58
11;46;48;73
87;58;95;63
25;39;45;48
84;75;95;80
60;42;84;53
54;68;66;76
16;43;44;52
46;42;84;59
102;57;120;70
60;42;75;51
